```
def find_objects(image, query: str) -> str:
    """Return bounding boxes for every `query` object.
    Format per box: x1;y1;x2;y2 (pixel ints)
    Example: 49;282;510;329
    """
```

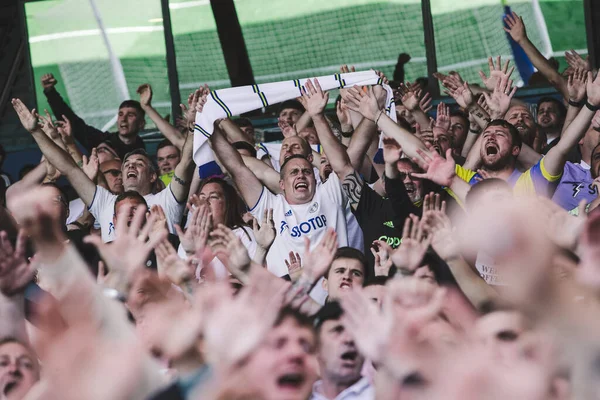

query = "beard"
483;151;513;171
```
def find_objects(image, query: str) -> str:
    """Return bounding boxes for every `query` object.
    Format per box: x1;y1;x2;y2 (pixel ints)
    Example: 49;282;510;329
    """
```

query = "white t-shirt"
88;185;185;242
257;142;364;252
250;173;349;277
68;197;100;229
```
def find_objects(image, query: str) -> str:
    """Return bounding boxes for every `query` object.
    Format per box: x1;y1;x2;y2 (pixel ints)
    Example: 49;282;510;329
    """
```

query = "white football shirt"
250;172;348;277
88;185;184;242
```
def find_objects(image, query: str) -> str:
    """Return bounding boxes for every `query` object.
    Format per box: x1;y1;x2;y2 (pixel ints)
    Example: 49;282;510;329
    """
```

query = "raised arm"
241;155;281;194
545;72;600;176
504;12;568;98
210;125;264;208
137;84;185;150
41;73;108;150
12;99;97;206
562;68;588;134
302;79;354;179
170;131;195;202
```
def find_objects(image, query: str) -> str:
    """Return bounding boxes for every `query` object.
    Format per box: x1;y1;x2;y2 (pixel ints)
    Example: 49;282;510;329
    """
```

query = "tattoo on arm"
173;174;188;186
342;170;364;208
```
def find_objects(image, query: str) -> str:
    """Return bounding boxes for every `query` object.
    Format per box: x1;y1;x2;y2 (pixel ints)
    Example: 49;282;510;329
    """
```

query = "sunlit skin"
117;106;145;138
100;159;124;194
156;145;180;175
397;160;424;204
322;258;365;300
317;319;365;394
480;126;520;171
279;157;317;205
0;341;40;400
198;182;226;226
122;154;156;195
242;317;318;400
506;105;536;146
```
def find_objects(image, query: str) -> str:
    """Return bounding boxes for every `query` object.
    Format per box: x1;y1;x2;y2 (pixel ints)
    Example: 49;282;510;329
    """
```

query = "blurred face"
279;108;303;128
239;125;255;143
433;129;452;155
280;136;310;163
117;106;145;137
480;125;519;171
122;154;156;194
46;186;69;225
395;105;415;126
414;264;436;284
468;185;513;213
580;123;600;160
318;318;365;385
279;158;316;205
323;258;365;300
298;127;320;145
397;160;424;204
537;101;562;130
318;153;332;182
363;284;386;308
114;197;146;227
156;146;180;175
0;342;39;400
100;159;123;194
199;182;225;226
243;317;317;400
450;115;468;149
475;311;526;359
96;143;118;163
506;106;536;146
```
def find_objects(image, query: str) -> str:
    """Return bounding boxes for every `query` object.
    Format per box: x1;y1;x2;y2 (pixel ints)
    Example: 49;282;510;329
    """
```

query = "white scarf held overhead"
193;70;396;166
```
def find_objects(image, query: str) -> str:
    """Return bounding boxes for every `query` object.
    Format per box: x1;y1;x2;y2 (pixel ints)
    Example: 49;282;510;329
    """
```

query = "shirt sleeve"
87;186;114;220
455;164;477;185
320;172;347;206
249;186;274;218
517;157;562;197
155;184;185;234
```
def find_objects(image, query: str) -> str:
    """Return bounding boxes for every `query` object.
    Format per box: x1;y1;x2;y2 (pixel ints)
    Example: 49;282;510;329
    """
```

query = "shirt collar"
312;377;371;399
579;160;591;170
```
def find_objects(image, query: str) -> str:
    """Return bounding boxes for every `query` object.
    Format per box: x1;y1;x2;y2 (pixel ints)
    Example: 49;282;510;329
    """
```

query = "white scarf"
193;70;396;166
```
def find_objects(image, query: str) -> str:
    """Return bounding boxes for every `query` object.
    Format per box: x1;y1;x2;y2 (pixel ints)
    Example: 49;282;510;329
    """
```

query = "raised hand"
210;224;252;281
344;85;380;122
336;99;352;132
84;204;167;282
301;228;338;282
478;56;515;92
577;212;600;289
41;73;58;90
154;238;195;287
174;201;212;255
586;71;600;106
420;91;433;113
371;240;393;277
420;207;458;261
301;78;329;117
81;148;99;181
537;198;586;251
411;144;456;187
0;230;34;296
483;75;517;119
435;102;451;132
382;137;403;165
252;208;275;251
503;11;527;44
567;68;588;103
11;98;39;132
38;109;61;140
565;49;590;71
396;82;420;111
284;251;303;282
55;115;74;145
136;83;153;108
148;205;169;244
390;214;431;274
373;70;389;109
340;286;393;363
445;81;475;109
414;122;434;144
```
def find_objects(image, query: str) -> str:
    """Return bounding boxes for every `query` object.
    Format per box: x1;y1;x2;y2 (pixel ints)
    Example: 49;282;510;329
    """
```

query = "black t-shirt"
353;177;419;271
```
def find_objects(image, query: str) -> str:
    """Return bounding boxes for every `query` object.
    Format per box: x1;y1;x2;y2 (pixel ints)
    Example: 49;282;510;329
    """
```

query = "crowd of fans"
2;11;600;399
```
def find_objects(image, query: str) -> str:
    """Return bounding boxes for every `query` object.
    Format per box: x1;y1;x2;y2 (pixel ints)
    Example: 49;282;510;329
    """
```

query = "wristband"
586;102;600;112
374;109;385;125
340;128;354;138
568;99;585;108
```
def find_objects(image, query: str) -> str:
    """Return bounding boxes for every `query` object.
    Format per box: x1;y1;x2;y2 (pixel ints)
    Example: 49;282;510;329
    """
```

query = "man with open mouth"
0;338;40;400
310;302;373;400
